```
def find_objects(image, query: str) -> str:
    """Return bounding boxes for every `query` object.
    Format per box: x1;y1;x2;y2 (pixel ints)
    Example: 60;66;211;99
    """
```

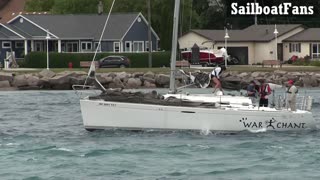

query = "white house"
283;28;320;60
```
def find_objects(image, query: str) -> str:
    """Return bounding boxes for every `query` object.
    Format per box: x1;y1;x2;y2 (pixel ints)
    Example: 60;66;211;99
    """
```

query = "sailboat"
75;0;316;132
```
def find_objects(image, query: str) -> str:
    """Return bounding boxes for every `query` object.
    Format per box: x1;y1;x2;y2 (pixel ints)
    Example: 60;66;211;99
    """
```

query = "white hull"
80;98;316;132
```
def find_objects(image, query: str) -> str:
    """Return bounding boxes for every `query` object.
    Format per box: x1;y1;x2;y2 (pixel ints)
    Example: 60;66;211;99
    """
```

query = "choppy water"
1;89;320;180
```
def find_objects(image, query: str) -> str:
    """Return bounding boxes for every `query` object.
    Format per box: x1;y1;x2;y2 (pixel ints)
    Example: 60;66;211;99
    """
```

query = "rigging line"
84;0;116;86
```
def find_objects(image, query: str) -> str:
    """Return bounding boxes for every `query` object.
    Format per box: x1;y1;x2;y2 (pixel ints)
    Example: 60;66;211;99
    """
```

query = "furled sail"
84;0;116;93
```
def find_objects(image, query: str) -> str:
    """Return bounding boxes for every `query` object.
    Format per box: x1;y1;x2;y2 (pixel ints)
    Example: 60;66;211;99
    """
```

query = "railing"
274;94;313;111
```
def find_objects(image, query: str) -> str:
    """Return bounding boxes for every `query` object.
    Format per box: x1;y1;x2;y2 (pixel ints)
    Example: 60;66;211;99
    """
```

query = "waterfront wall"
0;69;319;90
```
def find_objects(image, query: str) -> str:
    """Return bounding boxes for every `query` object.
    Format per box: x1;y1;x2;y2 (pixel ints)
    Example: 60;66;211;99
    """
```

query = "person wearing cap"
287;80;298;111
258;79;271;107
211;65;227;94
247;80;259;105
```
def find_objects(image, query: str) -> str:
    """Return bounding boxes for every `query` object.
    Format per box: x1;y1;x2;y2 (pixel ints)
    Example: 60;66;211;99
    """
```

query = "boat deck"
88;90;308;113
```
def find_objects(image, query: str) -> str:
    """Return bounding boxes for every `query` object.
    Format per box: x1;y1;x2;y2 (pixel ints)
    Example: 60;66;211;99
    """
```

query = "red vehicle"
181;48;225;67
181;48;240;66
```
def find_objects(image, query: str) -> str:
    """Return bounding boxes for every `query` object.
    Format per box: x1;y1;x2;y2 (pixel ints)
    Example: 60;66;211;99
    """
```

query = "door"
227;47;248;65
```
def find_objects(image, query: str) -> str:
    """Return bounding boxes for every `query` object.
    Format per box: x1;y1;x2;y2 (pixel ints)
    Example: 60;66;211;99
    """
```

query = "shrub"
309;59;320;66
24;52;171;68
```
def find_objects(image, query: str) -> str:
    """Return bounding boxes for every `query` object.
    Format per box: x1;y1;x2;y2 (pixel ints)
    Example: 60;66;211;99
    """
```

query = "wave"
205;167;248;175
247;128;267;133
54;147;74;152
16;145;57;153
111;170;132;175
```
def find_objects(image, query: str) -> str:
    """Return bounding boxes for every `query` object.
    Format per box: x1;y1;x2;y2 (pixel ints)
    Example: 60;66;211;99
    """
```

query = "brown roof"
191;24;303;42
0;0;27;23
283;28;320;42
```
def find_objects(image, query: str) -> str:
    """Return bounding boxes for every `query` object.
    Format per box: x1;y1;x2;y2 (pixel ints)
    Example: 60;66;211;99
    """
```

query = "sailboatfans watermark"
231;2;314;15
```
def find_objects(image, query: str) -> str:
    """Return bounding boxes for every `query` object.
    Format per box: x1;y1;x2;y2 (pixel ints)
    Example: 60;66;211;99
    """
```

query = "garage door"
227;47;248;65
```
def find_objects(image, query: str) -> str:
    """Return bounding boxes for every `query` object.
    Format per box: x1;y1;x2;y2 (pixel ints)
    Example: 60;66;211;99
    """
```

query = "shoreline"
0;69;320;91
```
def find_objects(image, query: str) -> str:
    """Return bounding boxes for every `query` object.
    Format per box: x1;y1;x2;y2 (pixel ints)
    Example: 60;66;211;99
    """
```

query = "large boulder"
69;76;86;85
143;81;156;88
0;80;11;88
142;77;156;84
238;72;249;78
97;73;113;84
274;70;287;75
26;74;40;86
126;78;142;89
38;77;51;89
12;74;28;87
70;71;87;77
116;72;130;80
12;74;39;87
143;71;155;79
48;71;76;85
49;75;70;85
38;69;55;78
301;76;318;87
133;72;144;78
155;74;170;87
108;77;124;88
104;76;114;84
0;72;13;82
251;72;261;78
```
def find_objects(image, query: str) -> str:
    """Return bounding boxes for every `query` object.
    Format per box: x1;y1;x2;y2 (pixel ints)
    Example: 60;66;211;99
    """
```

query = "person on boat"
211;65;226;94
247;80;258;105
287;79;298;111
258;79;271;107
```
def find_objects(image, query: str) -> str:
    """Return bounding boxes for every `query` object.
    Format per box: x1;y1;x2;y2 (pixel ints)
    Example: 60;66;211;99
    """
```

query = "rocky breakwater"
0;69;319;90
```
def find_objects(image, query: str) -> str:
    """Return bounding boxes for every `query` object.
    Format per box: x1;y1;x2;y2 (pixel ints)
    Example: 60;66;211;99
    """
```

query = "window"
311;43;320;58
15;41;24;48
66;42;78;52
125;41;132;52
2;41;11;49
133;41;144;52
94;42;102;52
35;41;43;51
145;41;152;52
289;43;301;53
61;42;65;52
81;42;92;51
114;42;120;52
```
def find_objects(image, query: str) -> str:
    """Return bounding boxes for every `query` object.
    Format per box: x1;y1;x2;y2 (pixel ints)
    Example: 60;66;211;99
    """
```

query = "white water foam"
247;128;267;133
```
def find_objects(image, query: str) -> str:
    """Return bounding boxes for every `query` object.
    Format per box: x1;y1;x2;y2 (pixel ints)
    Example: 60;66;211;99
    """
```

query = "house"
282;28;320;60
0;12;160;65
179;24;308;64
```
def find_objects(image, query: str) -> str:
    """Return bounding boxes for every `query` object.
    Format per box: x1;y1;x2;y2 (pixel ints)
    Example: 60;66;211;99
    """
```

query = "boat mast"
169;0;181;94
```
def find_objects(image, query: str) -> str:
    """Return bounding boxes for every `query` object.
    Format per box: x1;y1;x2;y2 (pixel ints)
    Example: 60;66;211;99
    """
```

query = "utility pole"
147;0;152;68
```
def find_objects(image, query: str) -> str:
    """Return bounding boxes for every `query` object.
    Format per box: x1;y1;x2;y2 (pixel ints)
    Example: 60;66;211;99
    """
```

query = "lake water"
1;89;320;180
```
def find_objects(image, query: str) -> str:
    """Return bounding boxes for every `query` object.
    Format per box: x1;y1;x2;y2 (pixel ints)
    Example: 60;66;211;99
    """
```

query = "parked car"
99;56;130;68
